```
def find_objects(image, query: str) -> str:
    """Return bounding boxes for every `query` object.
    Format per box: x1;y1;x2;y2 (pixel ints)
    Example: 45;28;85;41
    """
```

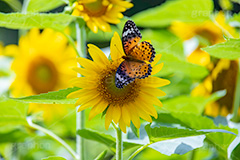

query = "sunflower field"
1;0;240;159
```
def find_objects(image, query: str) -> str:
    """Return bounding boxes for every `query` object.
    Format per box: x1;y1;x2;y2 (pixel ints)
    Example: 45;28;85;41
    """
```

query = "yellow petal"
77;57;99;71
135;98;158;119
72;67;97;77
75;91;100;106
105;106;113;130
121;106;131;126
140;92;163;107
128;103;141;128
88;100;108;120
119;116;127;133
70;77;97;89
136;106;152;122
141;87;166;97
110;32;125;60
102;15;120;24
87;44;110;65
92;17;111;32
87;19;98;33
77;94;102;111
142;77;170;88
112;105;121;124
152;63;164;75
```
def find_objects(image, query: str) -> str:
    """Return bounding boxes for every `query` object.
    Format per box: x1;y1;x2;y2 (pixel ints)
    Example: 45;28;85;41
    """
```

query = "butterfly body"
115;20;156;89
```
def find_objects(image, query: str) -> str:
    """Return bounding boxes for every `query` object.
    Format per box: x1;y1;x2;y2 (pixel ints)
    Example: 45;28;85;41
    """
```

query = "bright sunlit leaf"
0;13;76;31
27;0;66;12
202;39;240;59
132;0;213;27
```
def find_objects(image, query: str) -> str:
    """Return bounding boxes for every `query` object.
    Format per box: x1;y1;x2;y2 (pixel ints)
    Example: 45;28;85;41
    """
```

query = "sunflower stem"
75;20;86;160
27;117;78;159
19;0;30;36
127;143;151;160
232;60;240;122
112;122;123;160
22;0;30;14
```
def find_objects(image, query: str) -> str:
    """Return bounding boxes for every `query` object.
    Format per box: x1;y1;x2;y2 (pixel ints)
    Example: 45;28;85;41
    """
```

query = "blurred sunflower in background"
72;0;133;33
68;32;170;132
9;28;77;121
170;12;240;117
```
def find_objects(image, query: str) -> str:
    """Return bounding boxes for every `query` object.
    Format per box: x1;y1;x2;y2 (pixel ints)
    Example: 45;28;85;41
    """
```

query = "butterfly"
115;20;156;88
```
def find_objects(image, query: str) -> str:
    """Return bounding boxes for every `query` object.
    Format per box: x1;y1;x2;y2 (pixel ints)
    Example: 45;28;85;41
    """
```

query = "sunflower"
192;59;239;117
72;0;133;33
170;12;238;67
10;28;77;121
175;12;240;117
67;32;170;132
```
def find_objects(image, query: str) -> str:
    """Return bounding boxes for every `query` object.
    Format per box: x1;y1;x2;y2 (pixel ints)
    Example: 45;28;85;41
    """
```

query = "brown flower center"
212;60;238;113
196;28;223;45
97;62;141;106
27;56;58;94
82;0;108;17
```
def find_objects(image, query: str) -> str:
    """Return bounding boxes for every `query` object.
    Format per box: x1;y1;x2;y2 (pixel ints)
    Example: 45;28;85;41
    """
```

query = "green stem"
21;0;30;14
112;122;123;160
189;150;196;160
127;143;151;160
27;117;78;159
232;60;240;122
75;20;86;160
62;32;80;57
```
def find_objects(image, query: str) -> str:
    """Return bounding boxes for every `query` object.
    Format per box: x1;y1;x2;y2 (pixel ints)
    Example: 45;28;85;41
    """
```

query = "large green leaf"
145;125;206;142
0;13;76;31
0;96;28;126
132;0;213;27
2;0;22;12
158;52;209;79
42;157;66;160
11;87;79;104
27;0;66;12
77;129;140;151
161;90;226;115
155;112;237;158
94;150;107;160
202;39;240;60
0;128;28;143
142;29;184;58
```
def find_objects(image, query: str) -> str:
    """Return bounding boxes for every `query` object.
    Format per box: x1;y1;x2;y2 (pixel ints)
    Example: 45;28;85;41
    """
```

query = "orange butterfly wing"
122;20;142;54
115;60;152;88
128;41;156;62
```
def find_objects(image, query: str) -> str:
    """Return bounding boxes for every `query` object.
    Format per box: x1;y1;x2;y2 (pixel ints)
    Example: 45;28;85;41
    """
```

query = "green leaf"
0;128;28;143
156;112;237;158
148;135;206;156
94;150;107;160
27;0;66;12
141;29;184;58
0;13;76;31
161;90;226;115
0;96;28;126
11;87;79;104
202;39;240;60
130;122;139;138
159;53;209;79
231;0;240;4
42;156;66;160
2;0;22;12
77;129;140;151
132;0;213;27
145;124;206;143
